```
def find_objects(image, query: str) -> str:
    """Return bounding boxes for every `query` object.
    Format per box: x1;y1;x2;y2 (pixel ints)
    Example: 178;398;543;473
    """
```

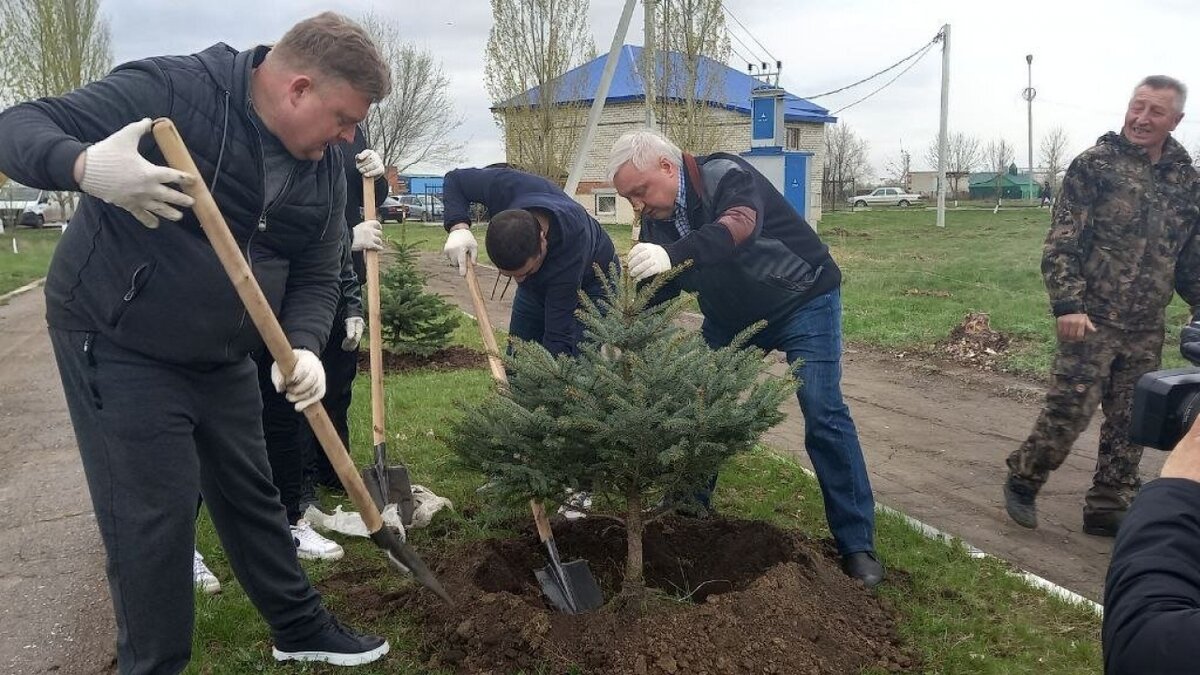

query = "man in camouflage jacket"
1005;75;1200;537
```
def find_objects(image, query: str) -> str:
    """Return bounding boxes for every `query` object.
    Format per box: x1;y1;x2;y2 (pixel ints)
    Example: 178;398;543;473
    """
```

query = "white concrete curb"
768;454;1105;617
0;277;45;304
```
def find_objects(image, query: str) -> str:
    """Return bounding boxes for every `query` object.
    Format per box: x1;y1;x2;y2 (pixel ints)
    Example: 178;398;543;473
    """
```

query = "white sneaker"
292;520;344;561
193;550;221;595
557;490;592;520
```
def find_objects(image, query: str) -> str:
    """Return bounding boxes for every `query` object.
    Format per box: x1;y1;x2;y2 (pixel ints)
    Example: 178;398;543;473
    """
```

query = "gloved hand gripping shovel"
463;260;602;613
151;118;450;604
359;177;416;526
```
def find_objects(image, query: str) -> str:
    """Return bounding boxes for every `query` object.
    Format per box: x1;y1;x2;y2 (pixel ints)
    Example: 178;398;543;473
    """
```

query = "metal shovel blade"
385;465;415;527
370;526;452;604
534;559;603;614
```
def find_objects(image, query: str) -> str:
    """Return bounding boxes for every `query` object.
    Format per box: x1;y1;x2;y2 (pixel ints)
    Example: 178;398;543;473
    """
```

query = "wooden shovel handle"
464;261;557;543
151;118;384;533
362;179;386;446
464;260;507;385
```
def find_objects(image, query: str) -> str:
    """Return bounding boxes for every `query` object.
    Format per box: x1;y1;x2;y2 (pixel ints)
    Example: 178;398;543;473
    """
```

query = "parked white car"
848;187;923;208
0;182;75;227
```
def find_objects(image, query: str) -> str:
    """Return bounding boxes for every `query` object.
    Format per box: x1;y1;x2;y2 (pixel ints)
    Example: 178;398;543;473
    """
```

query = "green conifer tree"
378;243;460;356
450;267;791;599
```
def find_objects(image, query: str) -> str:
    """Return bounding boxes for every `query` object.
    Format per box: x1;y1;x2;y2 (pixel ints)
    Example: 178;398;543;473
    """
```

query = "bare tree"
1039;125;1069;198
359;13;465;173
653;0;731;155
823;124;870;205
0;0;111;215
485;0;596;182
985;138;1015;205
886;148;912;188
924;131;982;198
0;0;111;102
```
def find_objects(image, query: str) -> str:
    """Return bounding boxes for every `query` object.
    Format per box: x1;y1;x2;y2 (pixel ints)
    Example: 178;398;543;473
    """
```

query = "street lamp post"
1023;54;1036;202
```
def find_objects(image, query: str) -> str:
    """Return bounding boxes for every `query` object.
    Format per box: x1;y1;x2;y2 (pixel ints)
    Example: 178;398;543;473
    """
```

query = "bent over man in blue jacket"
0;12;393;672
440;166;617;357
607;129;883;588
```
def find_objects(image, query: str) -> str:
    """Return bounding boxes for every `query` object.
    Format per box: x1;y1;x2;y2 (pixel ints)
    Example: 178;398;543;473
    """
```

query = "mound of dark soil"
356;346;485;375
321;516;916;674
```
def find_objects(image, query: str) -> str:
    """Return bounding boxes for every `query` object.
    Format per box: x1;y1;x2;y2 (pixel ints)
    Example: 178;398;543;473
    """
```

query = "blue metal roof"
493;45;836;125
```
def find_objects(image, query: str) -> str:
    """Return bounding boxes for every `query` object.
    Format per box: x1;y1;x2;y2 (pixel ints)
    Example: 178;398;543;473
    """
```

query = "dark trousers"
50;328;327;675
299;316;358;491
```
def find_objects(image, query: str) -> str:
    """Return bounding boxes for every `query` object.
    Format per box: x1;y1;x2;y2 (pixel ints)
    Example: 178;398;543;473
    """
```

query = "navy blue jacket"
639;153;840;332
0;43;345;365
442;167;616;356
1104;478;1200;673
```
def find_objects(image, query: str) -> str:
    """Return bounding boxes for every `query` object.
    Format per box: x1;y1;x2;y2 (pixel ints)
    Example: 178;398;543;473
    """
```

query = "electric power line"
830;39;938;115
720;2;777;63
727;26;767;69
800;30;942;101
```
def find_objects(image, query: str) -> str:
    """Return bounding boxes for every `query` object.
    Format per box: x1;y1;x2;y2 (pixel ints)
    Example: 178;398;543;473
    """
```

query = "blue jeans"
509;276;612;355
702;288;877;555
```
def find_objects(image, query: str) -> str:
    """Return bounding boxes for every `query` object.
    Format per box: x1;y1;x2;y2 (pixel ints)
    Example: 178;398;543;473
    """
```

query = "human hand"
1056;313;1096;342
352;219;383;252
355;149;384;178
270;349;326;411
341;317;364;351
627;243;671;281
78;118;195;228
443;226;477;277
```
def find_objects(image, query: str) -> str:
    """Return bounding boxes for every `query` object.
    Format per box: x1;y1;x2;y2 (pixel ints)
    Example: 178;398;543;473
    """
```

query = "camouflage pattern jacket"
1042;132;1200;330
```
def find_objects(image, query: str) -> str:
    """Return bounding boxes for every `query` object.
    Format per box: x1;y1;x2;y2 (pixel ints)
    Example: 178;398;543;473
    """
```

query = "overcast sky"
103;0;1200;178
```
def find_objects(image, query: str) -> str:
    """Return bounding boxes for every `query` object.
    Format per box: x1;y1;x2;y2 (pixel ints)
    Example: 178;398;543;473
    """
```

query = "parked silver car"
848;187;923;208
396;194;444;222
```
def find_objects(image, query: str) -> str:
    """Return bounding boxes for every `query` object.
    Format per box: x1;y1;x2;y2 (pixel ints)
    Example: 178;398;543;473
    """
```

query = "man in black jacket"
1104;413;1200;673
608;129;883;588
295;128;389;508
255;127;388;561
0;12;392;672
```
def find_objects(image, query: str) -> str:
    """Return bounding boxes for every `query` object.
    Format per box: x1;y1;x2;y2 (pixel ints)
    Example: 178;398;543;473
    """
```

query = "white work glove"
79;118;195;229
355;149;384;178
351;219;383;252
627;242;672;281
270;349;326;412
443;227;478;277
341;317;364;351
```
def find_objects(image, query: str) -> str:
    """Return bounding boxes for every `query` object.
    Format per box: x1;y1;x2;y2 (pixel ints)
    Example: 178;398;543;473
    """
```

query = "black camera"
1130;368;1200;450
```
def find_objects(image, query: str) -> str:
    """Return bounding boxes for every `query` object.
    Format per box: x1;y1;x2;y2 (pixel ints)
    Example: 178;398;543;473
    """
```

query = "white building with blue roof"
493;45;835;224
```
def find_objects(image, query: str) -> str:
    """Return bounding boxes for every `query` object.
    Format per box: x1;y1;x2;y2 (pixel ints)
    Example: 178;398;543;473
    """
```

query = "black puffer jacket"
0;43;345;365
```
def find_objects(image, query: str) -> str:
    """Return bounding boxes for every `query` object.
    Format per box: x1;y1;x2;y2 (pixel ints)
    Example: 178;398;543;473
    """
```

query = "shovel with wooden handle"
360;177;416;526
150;118;451;604
463;259;603;614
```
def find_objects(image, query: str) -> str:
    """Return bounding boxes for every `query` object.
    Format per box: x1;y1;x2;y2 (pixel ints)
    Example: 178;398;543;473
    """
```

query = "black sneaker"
1004;474;1038;529
273;616;389;666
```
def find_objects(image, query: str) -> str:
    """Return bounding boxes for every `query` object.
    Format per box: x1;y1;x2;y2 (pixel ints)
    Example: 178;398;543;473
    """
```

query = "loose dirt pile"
322;516;916;674
939;311;1011;370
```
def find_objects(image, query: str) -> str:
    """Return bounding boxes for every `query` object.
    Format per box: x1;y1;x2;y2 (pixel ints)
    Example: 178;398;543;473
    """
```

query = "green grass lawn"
189;317;1102;674
822;207;1191;375
0;227;59;296
1;212;1188;377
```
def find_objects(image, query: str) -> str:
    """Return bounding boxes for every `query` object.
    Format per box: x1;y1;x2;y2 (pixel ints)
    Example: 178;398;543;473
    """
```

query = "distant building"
968;164;1040;200
492;45;836;224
